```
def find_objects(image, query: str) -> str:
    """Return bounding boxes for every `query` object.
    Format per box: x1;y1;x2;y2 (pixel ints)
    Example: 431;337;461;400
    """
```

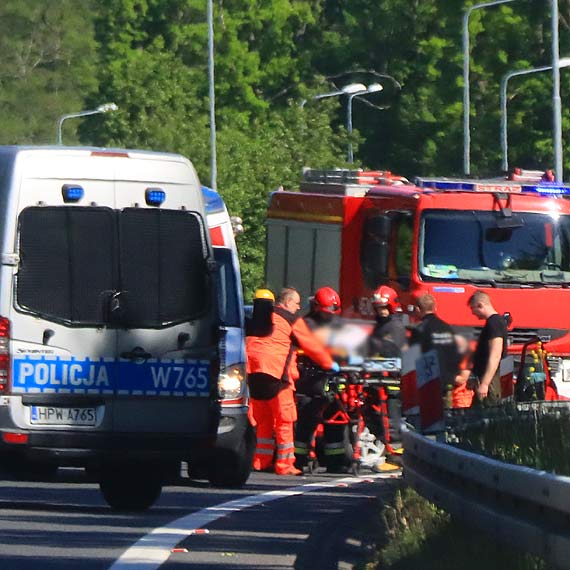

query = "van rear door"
112;156;217;435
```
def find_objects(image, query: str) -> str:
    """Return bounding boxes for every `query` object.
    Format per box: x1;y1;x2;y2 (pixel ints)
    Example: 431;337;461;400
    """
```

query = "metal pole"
207;0;217;191
463;8;472;176
501;65;553;173
552;0;563;181
462;0;516;176
347;94;353;163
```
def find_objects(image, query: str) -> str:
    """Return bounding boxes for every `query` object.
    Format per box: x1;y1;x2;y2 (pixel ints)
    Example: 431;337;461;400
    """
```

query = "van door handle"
120;346;152;361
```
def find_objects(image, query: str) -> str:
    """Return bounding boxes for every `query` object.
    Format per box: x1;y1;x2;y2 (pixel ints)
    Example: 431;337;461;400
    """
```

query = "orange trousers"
251;387;297;474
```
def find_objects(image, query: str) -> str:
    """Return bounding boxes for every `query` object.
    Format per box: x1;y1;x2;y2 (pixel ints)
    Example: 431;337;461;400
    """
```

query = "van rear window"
18;207;116;325
17;206;210;327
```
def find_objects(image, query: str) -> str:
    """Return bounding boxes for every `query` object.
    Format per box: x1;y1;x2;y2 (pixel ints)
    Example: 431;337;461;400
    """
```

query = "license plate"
29;406;97;426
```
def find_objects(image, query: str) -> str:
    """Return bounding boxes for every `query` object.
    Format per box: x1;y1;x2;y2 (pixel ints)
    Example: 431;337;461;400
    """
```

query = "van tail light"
0;317;10;393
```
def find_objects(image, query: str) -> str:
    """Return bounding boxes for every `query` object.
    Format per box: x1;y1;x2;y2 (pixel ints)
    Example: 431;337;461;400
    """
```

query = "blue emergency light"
145;188;166;206
61;184;84;203
521;184;570;196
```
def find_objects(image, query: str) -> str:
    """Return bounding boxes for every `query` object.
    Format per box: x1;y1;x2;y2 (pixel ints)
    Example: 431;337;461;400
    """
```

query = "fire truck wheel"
207;422;255;488
99;467;163;511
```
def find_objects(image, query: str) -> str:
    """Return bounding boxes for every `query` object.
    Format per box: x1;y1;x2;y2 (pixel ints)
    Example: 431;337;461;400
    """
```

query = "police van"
0;146;229;510
198;186;253;487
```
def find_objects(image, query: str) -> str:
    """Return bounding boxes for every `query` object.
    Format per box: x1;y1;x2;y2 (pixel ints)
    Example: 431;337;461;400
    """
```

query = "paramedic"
246;287;338;475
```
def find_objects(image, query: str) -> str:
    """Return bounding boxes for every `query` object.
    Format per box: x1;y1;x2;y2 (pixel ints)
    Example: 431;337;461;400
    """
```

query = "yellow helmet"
254;288;275;301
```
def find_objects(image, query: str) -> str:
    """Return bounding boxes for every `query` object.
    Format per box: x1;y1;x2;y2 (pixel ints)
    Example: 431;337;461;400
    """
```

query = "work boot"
275;466;303;476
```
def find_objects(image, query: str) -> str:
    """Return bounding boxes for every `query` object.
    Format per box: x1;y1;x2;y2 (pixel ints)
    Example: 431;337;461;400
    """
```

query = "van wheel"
207;423;255;488
99;469;162;511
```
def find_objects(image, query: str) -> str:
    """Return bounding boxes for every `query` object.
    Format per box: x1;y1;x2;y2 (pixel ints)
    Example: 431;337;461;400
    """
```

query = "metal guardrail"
402;424;570;568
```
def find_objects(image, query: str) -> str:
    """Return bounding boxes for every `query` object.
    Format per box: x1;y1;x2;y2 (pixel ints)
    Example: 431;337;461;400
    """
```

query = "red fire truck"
265;169;570;399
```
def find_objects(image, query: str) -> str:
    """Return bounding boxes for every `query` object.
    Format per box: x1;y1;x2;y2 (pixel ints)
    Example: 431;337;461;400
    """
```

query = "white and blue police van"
0;146;238;510
199;186;253;487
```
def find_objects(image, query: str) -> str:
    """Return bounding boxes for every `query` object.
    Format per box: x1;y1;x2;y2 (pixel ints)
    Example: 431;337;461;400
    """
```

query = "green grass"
366;486;544;570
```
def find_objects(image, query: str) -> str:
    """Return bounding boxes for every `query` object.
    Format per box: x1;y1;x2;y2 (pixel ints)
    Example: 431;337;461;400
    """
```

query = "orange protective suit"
247;307;334;474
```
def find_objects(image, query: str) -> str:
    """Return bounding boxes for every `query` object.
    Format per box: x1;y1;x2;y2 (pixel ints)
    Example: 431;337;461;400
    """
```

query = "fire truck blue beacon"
0;146;251;511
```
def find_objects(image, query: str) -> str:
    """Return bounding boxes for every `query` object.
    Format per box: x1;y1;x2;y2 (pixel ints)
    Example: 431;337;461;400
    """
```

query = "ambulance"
0;146;232;510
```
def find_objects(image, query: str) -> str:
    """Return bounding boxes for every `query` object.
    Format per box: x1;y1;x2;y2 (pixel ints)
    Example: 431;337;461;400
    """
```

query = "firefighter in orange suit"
246;287;339;475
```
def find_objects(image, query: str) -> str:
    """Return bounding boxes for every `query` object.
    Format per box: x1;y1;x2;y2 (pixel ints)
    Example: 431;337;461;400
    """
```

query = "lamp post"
463;0;516;176
347;83;383;163
207;0;217;191
57;103;118;145
303;82;384;163
552;0;563;181
500;58;570;173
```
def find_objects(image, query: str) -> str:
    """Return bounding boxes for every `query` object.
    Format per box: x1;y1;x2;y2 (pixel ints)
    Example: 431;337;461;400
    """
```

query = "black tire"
207;422;255;488
99;469;162;511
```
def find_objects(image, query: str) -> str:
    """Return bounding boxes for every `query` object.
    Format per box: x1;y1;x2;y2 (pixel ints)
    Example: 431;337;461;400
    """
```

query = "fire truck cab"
265;169;570;398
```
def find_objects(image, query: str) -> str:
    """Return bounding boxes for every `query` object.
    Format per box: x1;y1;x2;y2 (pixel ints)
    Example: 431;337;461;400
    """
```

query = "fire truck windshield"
419;210;570;285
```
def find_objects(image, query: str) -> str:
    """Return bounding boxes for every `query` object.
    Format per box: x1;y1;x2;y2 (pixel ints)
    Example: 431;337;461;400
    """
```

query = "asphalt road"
0;468;401;570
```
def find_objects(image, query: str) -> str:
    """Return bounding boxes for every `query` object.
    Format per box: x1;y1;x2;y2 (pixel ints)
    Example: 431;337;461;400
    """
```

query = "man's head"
371;285;400;318
276;287;301;315
468;290;495;320
312;286;341;315
415;293;436;318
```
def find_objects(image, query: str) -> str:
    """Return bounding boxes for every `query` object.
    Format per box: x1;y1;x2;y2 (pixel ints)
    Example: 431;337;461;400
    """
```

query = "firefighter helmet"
371;286;401;313
254;288;275;302
313;287;341;314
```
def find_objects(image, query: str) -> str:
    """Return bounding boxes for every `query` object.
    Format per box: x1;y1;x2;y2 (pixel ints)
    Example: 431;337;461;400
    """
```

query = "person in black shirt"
468;290;508;406
367;286;407;358
410;293;460;398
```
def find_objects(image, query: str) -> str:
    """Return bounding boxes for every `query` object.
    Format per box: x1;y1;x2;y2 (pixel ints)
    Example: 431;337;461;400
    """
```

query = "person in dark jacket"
365;286;407;466
294;287;341;469
367;285;407;358
410;293;461;398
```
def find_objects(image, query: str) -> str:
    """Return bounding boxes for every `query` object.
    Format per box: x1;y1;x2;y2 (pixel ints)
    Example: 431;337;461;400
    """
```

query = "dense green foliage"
368;486;544;570
1;1;570;295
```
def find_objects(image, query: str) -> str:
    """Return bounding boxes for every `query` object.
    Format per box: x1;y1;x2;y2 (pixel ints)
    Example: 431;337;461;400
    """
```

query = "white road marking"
108;474;391;570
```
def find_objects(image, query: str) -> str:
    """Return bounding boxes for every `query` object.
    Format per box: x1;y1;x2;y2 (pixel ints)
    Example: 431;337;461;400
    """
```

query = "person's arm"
292;318;335;370
476;337;503;398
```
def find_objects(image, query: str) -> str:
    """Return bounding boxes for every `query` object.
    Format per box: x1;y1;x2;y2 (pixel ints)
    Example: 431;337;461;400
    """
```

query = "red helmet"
313;287;341;314
371;286;401;313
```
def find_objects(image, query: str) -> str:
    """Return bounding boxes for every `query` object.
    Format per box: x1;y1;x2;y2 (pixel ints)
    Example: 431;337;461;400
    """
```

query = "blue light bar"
415;178;478;191
145;188;166;206
61;184;84;203
521;184;570;196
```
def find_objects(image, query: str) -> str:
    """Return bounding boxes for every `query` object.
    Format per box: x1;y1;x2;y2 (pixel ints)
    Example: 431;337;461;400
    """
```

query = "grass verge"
364;484;545;570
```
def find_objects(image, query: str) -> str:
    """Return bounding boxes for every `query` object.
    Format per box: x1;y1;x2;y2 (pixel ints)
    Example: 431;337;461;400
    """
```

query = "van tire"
207;422;255;488
99;469;162;511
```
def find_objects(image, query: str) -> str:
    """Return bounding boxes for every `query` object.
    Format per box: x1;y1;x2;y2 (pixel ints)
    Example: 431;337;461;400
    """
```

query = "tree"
0;0;98;145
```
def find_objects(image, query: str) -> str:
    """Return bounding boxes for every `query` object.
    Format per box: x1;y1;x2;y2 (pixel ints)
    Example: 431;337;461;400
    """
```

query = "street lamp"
207;0;217;191
347;83;383;163
500;58;570;173
57;103;118;145
552;0;563;181
303;82;384;163
463;0;516;176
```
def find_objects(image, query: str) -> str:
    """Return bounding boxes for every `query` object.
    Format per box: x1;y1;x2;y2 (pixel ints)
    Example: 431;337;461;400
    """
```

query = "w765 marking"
150;366;209;390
